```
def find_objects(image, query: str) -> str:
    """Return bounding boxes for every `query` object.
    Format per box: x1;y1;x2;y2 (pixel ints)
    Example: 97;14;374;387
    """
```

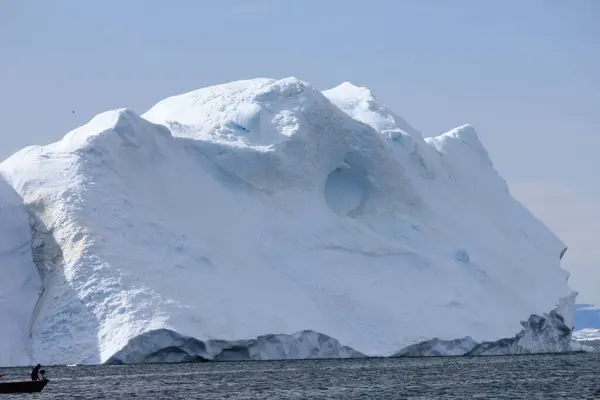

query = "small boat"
0;379;49;394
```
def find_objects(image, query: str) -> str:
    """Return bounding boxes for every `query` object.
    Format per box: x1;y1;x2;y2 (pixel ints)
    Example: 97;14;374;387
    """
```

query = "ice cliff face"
0;178;42;367
0;77;576;365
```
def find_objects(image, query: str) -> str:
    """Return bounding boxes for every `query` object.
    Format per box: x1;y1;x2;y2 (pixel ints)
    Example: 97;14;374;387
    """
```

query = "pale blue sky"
1;0;598;304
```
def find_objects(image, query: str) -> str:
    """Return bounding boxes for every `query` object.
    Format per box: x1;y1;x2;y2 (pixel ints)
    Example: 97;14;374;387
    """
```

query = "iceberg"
572;329;600;351
0;77;576;365
391;310;576;357
466;310;574;355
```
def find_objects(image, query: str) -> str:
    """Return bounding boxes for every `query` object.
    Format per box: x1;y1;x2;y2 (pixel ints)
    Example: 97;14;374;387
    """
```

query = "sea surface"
1;353;599;399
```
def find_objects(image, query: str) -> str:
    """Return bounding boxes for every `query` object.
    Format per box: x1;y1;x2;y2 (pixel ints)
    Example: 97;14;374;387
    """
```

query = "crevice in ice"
454;248;470;264
559;246;568;260
213;345;252;361
144;347;209;364
324;153;372;217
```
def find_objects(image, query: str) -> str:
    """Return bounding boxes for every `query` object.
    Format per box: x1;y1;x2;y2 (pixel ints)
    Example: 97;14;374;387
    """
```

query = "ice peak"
254;76;313;98
444;124;485;150
323;82;425;144
142;77;337;150
58;108;167;152
327;81;378;103
75;108;138;133
428;124;493;168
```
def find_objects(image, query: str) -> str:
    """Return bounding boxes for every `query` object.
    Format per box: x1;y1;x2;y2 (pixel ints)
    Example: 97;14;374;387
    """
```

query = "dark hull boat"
0;379;49;394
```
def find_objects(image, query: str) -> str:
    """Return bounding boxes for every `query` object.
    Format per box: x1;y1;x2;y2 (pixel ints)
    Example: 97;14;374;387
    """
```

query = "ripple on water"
2;353;599;399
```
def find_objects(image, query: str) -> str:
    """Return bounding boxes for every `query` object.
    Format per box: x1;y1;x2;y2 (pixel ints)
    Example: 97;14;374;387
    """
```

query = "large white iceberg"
0;77;576;365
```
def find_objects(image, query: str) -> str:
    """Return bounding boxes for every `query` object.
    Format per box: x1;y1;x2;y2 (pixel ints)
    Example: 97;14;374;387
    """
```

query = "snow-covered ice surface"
0;77;577;365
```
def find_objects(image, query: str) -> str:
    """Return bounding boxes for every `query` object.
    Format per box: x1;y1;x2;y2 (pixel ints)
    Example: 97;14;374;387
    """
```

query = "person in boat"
30;364;42;381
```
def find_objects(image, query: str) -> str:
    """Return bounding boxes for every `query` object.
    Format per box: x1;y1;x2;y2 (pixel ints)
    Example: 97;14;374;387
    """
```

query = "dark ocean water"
1;353;599;399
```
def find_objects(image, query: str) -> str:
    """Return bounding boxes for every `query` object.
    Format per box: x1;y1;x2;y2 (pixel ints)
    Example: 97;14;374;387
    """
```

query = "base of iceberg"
391;337;478;357
466;310;573;355
105;329;365;364
212;330;365;361
392;309;578;357
103;309;583;364
105;329;210;364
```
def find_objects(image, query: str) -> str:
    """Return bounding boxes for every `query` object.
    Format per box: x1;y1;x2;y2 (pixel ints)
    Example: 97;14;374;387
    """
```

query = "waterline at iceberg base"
106;308;578;364
0;77;578;366
392;309;577;358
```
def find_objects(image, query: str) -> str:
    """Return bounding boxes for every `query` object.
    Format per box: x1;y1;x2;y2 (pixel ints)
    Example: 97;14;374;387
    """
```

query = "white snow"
0;77;576;365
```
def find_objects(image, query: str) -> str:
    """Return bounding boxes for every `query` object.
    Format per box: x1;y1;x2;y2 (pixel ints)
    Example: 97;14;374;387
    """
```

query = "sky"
0;0;598;304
